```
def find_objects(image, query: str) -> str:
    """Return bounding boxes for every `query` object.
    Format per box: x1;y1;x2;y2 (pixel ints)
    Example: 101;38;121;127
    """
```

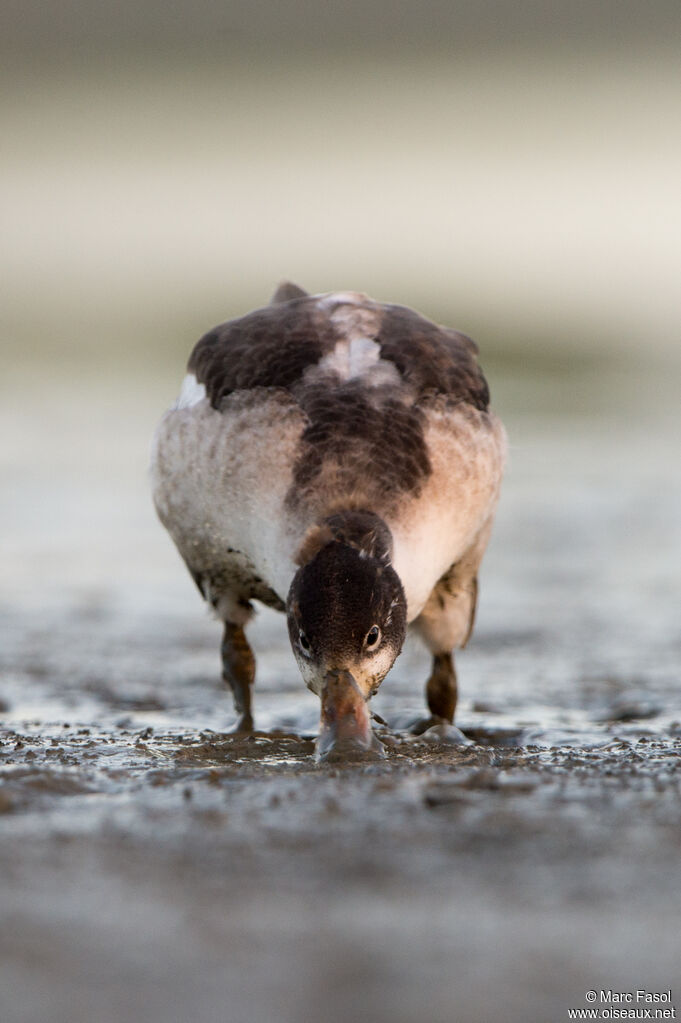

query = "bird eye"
365;625;381;648
298;629;311;655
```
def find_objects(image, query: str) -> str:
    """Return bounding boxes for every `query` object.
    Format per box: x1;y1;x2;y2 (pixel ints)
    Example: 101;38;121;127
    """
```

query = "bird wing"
186;289;490;415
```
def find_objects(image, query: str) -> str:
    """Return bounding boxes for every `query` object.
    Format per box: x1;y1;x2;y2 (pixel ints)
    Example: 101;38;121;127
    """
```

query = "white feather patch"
317;336;379;380
317;290;367;308
174;373;207;410
311;298;400;387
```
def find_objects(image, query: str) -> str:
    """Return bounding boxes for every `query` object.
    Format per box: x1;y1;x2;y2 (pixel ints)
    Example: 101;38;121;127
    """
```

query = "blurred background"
2;0;680;611
2;5;681;1022
2;0;680;613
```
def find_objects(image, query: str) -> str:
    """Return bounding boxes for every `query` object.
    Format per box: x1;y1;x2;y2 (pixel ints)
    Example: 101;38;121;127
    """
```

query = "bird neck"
295;509;394;568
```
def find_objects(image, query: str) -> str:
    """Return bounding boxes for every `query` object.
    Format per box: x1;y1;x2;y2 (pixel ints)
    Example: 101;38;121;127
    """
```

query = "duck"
150;283;506;759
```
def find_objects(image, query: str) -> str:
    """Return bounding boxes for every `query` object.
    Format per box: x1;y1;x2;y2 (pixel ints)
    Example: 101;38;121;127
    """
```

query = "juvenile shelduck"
151;283;506;758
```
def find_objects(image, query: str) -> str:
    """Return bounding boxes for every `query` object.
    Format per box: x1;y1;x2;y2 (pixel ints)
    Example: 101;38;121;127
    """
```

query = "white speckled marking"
317;336;380;381
311;297;401;388
174;373;207;410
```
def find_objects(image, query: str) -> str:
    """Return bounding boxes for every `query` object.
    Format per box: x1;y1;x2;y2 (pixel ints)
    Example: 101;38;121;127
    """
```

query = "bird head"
286;516;407;760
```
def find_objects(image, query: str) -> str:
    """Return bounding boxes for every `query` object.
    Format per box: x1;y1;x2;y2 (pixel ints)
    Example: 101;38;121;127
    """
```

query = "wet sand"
2;723;680;1023
2;353;681;1022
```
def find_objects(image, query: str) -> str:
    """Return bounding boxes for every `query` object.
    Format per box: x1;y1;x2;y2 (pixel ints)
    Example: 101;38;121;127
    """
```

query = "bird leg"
427;651;457;720
221;622;255;733
409;652;458;735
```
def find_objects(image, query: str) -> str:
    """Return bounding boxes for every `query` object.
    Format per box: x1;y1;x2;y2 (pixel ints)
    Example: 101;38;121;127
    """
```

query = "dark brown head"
286;523;407;758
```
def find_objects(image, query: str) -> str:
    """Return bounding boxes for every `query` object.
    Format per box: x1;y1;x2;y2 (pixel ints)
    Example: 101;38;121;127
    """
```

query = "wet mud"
2;592;681;1023
2;358;681;1022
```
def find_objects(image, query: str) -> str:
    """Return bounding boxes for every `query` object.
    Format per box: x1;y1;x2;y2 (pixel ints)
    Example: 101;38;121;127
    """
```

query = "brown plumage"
151;284;506;758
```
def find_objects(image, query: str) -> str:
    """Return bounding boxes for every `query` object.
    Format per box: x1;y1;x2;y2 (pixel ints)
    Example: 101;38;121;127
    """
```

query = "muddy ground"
2;355;681;1023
